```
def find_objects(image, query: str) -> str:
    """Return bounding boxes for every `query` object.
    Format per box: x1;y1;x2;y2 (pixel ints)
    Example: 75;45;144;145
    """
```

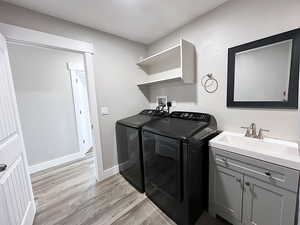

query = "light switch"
101;107;109;115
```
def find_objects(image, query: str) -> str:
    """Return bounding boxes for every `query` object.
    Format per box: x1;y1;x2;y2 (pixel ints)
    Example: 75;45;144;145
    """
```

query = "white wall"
0;2;148;170
8;44;83;166
147;0;300;141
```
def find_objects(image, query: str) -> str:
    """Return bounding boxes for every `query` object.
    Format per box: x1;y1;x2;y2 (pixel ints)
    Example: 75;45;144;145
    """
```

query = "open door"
0;33;36;225
68;63;93;155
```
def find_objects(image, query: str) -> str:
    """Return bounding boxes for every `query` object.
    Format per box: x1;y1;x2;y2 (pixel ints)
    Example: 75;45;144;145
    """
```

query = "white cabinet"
137;39;195;85
209;148;299;225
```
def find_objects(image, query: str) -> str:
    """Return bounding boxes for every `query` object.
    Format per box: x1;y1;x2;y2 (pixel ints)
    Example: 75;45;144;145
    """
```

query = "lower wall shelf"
137;68;181;85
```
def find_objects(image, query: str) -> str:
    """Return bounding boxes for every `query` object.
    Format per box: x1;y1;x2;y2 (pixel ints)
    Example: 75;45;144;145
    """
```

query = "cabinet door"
213;165;244;223
243;176;297;225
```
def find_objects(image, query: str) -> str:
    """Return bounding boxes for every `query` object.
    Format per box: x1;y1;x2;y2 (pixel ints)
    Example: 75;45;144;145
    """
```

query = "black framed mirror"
227;29;300;109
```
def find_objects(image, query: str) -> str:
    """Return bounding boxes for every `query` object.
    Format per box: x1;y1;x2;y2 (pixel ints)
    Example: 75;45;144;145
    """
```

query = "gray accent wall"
147;0;300;141
0;2;149;170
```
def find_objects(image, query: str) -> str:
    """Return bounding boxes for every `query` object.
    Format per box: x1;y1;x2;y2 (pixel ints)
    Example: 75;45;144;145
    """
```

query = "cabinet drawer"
212;147;299;192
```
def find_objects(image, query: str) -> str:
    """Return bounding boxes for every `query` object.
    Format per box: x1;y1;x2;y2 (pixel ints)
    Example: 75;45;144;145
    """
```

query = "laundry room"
0;1;300;225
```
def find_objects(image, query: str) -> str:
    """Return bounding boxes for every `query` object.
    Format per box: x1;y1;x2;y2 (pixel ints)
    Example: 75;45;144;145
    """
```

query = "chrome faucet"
241;126;251;137
250;123;257;138
257;128;270;140
241;123;257;138
241;123;269;139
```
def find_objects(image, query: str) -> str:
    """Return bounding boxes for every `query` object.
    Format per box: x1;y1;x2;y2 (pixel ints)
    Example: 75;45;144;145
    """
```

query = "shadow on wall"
142;81;198;103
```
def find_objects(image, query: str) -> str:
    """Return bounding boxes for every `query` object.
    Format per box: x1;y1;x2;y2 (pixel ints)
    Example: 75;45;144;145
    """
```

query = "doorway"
7;43;96;177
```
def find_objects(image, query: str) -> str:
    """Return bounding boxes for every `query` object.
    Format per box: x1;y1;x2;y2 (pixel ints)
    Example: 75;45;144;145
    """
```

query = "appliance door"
143;131;182;201
116;124;144;192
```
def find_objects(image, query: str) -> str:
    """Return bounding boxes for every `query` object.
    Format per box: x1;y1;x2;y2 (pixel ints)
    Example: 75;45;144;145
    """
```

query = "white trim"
101;165;119;181
0;23;104;181
29;152;85;174
0;23;94;53
84;53;104;180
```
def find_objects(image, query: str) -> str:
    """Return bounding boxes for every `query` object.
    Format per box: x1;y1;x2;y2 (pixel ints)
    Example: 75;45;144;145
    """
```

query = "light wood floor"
31;155;230;225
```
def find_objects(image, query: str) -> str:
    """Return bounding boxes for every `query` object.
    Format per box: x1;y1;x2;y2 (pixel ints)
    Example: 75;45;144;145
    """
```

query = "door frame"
0;22;105;181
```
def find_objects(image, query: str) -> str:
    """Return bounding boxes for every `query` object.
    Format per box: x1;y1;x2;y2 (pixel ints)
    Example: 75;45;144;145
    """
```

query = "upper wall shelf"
137;39;195;86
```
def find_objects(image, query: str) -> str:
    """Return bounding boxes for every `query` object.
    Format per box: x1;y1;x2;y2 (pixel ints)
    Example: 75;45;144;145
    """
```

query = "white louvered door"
69;66;93;154
0;33;36;225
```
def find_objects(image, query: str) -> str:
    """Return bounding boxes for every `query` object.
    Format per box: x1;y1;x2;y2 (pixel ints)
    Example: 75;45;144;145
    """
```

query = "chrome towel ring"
201;73;218;93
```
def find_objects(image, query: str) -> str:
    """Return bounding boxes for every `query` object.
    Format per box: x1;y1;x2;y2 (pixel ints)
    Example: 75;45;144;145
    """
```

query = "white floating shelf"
137;44;180;67
137;68;181;85
137;39;195;86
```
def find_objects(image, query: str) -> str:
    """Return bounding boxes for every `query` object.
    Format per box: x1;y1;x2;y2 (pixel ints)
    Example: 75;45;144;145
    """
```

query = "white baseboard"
101;165;119;181
29;152;85;174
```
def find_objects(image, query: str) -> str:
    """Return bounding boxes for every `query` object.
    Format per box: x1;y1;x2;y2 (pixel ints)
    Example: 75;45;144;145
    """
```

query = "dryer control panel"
170;111;210;122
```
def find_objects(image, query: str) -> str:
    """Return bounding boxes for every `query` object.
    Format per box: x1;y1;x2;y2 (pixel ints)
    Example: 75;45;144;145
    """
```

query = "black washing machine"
116;109;168;193
142;111;218;225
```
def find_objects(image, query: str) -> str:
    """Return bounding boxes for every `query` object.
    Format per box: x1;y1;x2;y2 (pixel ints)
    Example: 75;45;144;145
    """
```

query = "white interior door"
69;64;93;155
0;33;36;225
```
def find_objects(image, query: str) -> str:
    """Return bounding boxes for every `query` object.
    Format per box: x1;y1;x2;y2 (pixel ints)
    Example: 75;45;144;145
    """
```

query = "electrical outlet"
172;100;177;107
157;96;167;107
101;107;109;115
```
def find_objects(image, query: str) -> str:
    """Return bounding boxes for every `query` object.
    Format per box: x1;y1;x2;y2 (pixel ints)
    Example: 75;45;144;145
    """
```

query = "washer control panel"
170;111;210;122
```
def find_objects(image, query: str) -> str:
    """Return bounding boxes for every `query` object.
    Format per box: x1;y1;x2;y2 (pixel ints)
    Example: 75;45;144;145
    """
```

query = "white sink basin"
209;131;300;170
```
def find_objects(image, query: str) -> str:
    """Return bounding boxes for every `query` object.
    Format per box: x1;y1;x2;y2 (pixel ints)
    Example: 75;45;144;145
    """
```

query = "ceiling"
2;0;228;44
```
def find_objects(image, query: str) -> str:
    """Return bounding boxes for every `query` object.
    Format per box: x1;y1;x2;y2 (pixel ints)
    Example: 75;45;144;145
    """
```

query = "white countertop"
209;131;300;170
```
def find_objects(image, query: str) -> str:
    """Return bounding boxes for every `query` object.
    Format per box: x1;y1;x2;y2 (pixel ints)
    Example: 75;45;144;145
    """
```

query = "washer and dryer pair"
116;110;218;225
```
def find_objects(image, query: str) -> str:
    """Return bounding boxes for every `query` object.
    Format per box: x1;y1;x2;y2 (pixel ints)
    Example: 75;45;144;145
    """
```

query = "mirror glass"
234;40;293;102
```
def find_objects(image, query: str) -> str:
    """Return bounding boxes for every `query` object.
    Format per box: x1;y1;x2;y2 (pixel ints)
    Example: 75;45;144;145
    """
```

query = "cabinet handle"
265;171;272;177
236;177;241;183
245;182;250;186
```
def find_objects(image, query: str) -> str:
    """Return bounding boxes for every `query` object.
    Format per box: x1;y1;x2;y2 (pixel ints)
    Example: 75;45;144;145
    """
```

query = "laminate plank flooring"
31;155;230;225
